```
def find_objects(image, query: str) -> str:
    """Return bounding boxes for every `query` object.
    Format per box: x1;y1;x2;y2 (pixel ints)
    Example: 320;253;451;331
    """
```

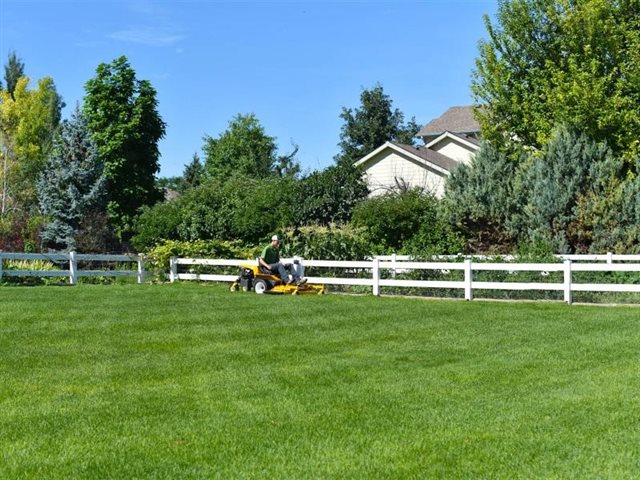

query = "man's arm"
259;257;270;269
259;246;271;269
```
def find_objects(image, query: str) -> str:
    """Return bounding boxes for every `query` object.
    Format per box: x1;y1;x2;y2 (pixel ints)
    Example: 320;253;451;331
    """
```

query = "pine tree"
524;125;614;253
182;153;204;190
4;51;25;100
38;105;106;251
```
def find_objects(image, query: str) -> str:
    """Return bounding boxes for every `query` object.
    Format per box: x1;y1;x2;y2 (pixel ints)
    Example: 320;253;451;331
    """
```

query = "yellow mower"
230;263;325;295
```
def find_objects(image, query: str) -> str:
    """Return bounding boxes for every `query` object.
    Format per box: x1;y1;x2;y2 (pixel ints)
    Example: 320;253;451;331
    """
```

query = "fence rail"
374;253;640;263
169;255;640;304
0;252;145;284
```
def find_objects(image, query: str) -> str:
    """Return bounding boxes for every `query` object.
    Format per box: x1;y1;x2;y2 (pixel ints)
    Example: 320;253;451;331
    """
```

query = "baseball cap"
271;235;280;241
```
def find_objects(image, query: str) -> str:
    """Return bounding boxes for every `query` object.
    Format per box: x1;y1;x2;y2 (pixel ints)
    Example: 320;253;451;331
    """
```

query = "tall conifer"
38;105;106;251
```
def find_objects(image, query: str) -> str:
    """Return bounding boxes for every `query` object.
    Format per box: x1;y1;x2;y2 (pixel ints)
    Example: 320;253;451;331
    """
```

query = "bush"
351;189;465;255
144;239;255;275
0;212;45;253
279;224;372;261
132;175;298;250
1;259;63;285
293;164;368;226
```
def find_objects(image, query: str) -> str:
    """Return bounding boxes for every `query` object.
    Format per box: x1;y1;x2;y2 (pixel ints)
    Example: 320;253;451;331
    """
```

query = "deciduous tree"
203;113;299;181
336;84;420;167
0;76;63;214
473;0;640;159
83;56;165;238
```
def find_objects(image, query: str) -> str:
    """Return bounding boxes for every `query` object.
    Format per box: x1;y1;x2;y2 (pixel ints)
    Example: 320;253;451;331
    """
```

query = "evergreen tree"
4;51;25;100
38;106;106;251
183;153;204;190
336;84;420;167
524;125;615;253
443;142;522;251
83;56;165;238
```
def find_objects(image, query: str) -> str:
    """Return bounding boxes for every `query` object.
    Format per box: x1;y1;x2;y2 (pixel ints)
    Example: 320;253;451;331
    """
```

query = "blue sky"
1;0;497;178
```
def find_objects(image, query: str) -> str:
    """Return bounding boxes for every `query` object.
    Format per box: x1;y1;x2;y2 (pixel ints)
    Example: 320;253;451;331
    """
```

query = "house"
354;106;481;197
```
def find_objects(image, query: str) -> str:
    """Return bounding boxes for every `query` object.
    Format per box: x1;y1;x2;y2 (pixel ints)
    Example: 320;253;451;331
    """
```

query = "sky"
0;0;498;178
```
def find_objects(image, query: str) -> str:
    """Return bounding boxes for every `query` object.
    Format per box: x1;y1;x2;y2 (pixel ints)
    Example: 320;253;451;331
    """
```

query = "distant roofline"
354;141;456;174
417;105;480;138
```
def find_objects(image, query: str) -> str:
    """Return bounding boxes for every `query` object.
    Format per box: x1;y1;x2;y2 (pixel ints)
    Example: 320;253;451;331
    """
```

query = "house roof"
449;131;481;146
425;131;482;151
354;141;458;174
417;106;480;138
390;142;459;172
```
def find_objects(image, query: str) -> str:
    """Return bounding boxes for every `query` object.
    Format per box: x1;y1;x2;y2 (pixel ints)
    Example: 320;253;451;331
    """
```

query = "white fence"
169;255;640;304
0;252;145;284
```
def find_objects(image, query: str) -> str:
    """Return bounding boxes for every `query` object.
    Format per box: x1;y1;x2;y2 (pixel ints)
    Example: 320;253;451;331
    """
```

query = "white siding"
430;137;475;165
362;151;447;198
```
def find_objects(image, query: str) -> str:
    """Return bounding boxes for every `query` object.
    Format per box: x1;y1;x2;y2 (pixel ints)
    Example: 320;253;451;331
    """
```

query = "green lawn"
1;284;639;479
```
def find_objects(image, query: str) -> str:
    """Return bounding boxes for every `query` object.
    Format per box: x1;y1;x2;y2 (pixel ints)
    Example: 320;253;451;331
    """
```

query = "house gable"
426;131;480;165
355;142;451;197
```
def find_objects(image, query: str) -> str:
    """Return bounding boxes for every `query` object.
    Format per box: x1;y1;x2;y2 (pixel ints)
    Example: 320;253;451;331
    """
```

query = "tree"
293;164;369;226
203;113;299;181
523;125;616;253
443;142;523;251
38;105;106;251
83;56;165;238
473;0;640;160
336;84;420;166
183;153;204;190
4;51;25;100
0;76;63;214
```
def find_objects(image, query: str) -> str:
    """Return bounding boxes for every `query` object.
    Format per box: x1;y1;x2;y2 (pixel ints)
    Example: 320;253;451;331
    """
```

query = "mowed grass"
1;284;639;479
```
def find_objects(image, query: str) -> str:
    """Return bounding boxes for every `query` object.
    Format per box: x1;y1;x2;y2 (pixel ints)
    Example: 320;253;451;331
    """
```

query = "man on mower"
259;235;306;286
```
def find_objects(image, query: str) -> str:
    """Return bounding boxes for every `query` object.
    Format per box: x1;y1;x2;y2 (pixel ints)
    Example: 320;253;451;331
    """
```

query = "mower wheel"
253;278;269;294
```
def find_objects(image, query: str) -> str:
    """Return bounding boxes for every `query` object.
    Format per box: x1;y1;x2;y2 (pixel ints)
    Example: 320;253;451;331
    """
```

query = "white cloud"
109;26;184;47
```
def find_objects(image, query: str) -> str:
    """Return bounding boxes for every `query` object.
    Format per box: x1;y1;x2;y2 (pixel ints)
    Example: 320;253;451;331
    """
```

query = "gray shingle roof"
448;131;481;147
417;106;480;138
390;142;459;172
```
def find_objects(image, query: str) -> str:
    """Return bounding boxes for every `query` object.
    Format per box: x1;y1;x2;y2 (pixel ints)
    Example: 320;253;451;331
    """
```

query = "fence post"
137;254;145;284
170;256;177;283
69;251;77;285
607;251;613;264
464;259;473;301
391;253;397;279
372;257;380;296
564;260;572;304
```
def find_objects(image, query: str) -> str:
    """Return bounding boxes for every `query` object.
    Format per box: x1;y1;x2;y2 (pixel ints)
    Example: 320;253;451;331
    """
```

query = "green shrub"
2;259;64;286
133;176;298;250
352;189;465;255
278;224;372;261
293;164;368;226
143;239;255;276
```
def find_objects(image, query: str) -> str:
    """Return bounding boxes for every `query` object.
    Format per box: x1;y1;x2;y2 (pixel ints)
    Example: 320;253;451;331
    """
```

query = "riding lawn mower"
230;263;325;295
